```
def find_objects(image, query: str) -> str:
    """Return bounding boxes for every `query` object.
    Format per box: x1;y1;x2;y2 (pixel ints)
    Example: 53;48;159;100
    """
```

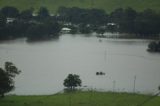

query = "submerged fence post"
133;75;136;93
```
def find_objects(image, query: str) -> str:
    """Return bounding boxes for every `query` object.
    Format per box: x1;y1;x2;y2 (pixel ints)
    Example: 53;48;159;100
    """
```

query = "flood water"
0;34;160;95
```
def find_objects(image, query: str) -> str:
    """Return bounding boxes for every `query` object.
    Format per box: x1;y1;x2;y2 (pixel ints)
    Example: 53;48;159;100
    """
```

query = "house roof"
61;27;71;31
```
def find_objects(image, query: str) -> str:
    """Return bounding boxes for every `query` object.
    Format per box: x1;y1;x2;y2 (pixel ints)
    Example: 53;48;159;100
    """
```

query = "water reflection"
26;36;60;44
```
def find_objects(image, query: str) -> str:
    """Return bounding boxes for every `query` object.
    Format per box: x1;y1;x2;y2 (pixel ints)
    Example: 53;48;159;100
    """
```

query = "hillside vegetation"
0;0;160;13
0;91;160;106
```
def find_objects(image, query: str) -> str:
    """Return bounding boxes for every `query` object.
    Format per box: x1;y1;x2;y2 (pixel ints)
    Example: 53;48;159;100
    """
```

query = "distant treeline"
0;6;160;41
0;7;61;41
58;7;160;37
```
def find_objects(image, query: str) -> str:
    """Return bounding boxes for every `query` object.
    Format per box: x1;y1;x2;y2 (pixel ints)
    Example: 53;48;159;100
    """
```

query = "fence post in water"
113;80;116;92
133;75;136;93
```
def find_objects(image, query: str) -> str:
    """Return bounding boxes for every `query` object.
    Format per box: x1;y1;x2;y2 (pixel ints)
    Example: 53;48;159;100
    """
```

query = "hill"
0;0;160;13
0;91;160;106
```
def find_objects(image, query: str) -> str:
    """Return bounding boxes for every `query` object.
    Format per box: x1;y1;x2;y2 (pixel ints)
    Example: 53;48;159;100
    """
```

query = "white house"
7;18;15;23
61;27;71;33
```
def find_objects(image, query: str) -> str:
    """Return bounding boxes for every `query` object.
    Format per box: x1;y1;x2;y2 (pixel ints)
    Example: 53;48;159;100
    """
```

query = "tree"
19;8;33;20
38;7;50;20
0;13;6;27
123;7;137;33
0;62;21;98
57;7;108;26
110;8;125;24
26;20;61;41
147;41;160;52
1;6;19;18
63;74;81;90
135;9;160;36
79;24;91;34
96;27;106;35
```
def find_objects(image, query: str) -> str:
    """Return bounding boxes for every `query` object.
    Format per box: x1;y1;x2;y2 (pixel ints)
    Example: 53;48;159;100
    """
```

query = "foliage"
69;26;78;34
96;27;106;35
134;9;160;36
0;13;6;27
19;8;33;21
63;74;81;90
110;7;137;33
79;24;92;34
27;21;61;41
0;6;19;18
0;6;61;41
0;6;160;40
58;6;160;36
109;8;160;36
58;7;108;25
147;41;160;52
0;62;21;98
37;7;50;21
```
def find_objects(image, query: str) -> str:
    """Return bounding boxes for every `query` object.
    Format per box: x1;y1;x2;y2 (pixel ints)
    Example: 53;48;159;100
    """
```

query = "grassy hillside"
0;91;160;106
0;0;160;13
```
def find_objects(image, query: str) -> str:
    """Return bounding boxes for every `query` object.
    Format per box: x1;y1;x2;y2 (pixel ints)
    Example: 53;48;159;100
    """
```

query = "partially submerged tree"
0;62;21;98
63;74;81;90
96;27;106;35
147;41;160;52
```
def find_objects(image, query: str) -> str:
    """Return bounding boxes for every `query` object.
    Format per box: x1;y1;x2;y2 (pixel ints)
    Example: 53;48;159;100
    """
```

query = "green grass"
0;0;160;13
0;91;160;106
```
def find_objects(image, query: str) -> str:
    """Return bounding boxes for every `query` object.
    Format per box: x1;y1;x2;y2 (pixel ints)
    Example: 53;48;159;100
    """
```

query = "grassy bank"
0;91;160;106
0;0;160;13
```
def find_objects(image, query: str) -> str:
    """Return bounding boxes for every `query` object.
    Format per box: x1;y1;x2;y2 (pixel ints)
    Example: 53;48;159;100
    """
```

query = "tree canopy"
0;6;61;41
0;62;21;98
147;41;160;52
0;6;19;18
0;6;160;40
63;74;81;90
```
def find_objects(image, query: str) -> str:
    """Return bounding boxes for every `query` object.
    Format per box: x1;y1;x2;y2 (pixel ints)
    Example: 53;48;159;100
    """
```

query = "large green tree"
0;62;21;98
63;74;82;90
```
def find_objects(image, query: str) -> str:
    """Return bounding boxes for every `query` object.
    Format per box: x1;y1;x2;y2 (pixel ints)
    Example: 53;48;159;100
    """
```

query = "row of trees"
0;7;61;41
0;6;160;40
58;7;160;37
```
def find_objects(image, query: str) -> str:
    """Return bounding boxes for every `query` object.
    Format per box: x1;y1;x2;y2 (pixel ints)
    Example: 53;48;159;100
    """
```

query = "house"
7;18;15;23
61;27;71;33
107;23;116;26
